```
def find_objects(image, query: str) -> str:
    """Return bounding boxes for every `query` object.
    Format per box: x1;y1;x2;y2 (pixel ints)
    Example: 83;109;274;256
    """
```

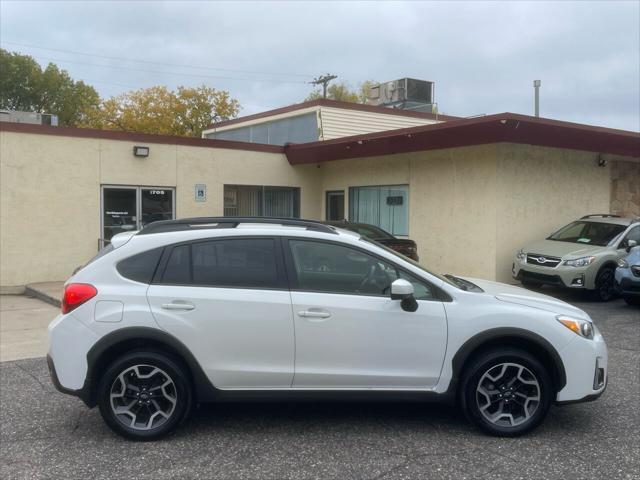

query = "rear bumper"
47;313;99;407
47;354;93;407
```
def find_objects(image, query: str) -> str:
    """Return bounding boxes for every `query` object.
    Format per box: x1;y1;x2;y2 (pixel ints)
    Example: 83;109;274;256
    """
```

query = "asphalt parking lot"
1;291;638;480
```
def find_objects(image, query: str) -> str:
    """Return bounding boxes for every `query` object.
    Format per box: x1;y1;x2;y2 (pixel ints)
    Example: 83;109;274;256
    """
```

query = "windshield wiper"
445;274;468;291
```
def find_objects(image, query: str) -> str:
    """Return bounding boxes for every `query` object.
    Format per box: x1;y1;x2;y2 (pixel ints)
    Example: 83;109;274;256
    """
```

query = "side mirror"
627;239;638;252
390;279;418;312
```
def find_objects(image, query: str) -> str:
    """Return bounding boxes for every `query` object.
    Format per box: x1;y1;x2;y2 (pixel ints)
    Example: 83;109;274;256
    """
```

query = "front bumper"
555;328;608;403
513;260;594;289
614;272;640;297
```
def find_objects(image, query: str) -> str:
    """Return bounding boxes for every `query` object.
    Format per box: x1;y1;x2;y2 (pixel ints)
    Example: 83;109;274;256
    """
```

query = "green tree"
82;85;240;138
0;49;100;126
305;80;378;103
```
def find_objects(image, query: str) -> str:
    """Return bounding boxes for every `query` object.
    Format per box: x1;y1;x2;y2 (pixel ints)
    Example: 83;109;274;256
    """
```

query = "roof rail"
137;216;337;236
580;214;621;219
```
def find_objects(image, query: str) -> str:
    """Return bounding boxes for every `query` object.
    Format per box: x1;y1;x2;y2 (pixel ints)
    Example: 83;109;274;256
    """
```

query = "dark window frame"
152;236;289;291
325;190;345;221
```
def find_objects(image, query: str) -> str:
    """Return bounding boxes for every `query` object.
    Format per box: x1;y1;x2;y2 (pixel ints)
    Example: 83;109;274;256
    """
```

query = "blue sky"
1;0;639;130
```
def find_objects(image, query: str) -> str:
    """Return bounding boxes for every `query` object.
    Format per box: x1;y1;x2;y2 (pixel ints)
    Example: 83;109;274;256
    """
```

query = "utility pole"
310;74;337;99
533;80;541;117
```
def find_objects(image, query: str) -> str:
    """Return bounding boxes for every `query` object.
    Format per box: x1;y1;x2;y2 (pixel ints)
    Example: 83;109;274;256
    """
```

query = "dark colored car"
325;220;419;261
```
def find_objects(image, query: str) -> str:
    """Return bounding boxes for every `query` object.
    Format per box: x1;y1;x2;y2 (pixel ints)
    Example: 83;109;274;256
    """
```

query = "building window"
349;185;409;236
206;113;318;146
224;185;300;218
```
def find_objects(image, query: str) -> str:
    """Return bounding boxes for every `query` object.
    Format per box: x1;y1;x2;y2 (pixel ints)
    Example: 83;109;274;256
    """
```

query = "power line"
1;40;314;79
26;53;310;85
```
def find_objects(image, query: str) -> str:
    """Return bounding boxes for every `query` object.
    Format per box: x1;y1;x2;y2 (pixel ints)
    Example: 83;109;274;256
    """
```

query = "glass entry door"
103;187;137;243
140;188;174;228
102;186;174;247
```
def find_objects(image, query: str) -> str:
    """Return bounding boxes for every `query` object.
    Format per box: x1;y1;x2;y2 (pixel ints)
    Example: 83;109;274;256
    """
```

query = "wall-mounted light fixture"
133;146;150;157
597;154;607;167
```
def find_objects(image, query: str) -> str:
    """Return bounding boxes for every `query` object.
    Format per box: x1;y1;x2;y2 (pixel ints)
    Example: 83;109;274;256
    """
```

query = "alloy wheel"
475;362;541;428
109;364;177;431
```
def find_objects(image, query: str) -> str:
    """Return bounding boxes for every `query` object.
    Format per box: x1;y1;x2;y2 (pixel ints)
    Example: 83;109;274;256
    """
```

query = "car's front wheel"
460;348;553;436
97;351;192;441
593;266;616;302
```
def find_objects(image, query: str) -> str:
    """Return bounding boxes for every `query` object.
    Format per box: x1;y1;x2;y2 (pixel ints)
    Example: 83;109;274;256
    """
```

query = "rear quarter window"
116;248;163;284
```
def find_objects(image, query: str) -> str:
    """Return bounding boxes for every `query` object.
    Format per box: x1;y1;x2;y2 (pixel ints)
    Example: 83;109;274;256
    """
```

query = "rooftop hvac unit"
366;78;434;109
0;110;59;126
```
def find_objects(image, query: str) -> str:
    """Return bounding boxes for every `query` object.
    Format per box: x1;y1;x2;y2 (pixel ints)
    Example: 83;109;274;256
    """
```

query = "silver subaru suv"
513;214;640;301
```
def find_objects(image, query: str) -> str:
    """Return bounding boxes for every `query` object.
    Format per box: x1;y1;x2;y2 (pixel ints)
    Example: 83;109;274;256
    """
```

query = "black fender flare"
449;327;567;394
85;327;219;406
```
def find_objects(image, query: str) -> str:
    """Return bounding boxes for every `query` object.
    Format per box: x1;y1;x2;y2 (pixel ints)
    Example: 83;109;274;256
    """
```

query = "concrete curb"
25;285;61;308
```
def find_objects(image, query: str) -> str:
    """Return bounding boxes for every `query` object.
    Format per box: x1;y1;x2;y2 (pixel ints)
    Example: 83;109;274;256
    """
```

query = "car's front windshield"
360;237;466;290
548;221;626;247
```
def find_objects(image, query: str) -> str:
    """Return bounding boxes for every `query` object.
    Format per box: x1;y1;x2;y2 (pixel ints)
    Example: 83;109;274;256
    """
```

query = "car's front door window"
621;226;640;248
398;271;435;300
288;239;437;300
289;240;398;296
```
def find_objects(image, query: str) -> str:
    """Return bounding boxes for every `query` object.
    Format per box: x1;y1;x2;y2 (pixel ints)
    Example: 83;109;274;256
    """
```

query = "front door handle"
161;301;195;311
298;309;331;319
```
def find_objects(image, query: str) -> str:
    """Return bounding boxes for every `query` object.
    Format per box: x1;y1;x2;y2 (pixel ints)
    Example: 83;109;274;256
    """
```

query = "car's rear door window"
192;239;279;288
161;244;191;284
159;238;282;289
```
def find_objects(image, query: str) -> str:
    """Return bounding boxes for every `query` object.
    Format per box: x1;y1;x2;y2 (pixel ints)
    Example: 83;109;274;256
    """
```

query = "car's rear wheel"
460;348;553;436
593;266;617;302
97;351;192;441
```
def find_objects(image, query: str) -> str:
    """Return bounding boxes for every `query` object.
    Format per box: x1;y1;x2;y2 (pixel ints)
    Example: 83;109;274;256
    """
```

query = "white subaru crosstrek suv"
48;217;608;440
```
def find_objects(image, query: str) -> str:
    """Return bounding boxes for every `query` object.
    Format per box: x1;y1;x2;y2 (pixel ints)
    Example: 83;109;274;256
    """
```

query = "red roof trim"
0;122;285;153
284;113;640;164
206;98;461;130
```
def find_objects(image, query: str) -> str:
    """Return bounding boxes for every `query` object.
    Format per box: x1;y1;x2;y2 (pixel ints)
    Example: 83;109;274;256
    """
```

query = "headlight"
557;315;594;339
563;256;596;267
617;258;629;268
516;249;526;261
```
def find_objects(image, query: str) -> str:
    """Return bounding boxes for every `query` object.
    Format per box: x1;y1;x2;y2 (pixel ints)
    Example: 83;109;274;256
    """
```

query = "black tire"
460;348;553;437
624;296;640;306
97;351;192;441
593;266;617;302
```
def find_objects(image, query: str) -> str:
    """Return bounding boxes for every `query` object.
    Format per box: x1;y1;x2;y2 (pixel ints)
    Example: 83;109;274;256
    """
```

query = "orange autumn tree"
83;85;240;137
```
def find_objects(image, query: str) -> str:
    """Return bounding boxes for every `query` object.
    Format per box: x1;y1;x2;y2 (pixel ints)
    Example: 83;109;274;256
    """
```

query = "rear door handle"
161;301;195;311
298;310;331;319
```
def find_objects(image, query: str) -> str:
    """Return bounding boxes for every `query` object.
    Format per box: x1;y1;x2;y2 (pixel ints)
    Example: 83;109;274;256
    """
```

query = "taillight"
62;283;97;314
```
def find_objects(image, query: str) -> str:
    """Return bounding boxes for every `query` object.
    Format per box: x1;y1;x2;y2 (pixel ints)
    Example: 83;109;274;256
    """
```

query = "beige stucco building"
1;102;638;292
